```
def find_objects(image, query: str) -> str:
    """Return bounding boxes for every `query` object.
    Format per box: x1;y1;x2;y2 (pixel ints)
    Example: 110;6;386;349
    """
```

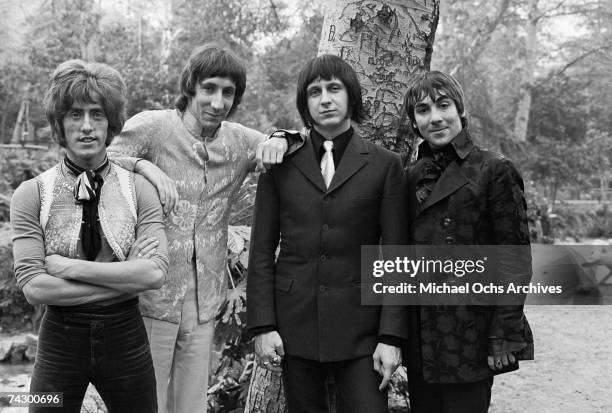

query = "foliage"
208;225;253;412
523;74;612;204
543;202;612;241
0;147;60;333
0;243;35;333
432;0;612;208
0;148;61;222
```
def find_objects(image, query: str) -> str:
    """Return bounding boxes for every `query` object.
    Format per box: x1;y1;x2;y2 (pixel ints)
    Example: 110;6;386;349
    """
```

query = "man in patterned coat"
402;71;534;413
108;44;301;413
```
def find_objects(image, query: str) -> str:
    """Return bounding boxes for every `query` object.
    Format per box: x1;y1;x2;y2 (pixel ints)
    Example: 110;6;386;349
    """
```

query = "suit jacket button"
445;236;455;244
320;254;327;261
319;285;326;292
443;217;453;227
322;224;329;231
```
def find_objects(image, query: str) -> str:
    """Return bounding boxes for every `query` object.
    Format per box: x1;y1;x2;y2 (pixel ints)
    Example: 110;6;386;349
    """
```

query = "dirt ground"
1;306;611;412
490;305;612;413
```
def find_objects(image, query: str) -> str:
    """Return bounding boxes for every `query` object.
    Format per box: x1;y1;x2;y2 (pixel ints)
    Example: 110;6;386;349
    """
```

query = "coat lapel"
327;131;369;193
289;135;327;192
418;159;469;215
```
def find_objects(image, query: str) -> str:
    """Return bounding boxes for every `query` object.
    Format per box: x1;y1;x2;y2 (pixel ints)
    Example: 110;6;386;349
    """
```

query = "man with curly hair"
11;59;168;412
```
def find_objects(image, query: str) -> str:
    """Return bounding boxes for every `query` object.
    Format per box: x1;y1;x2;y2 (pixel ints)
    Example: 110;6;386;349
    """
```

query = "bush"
546;203;612;241
0;243;35;333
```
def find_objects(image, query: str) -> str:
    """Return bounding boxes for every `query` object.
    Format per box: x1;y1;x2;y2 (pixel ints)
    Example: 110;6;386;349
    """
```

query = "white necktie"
321;140;335;188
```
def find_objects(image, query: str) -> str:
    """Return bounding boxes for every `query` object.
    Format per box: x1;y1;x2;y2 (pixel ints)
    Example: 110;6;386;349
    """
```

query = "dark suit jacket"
247;130;408;362
405;130;534;383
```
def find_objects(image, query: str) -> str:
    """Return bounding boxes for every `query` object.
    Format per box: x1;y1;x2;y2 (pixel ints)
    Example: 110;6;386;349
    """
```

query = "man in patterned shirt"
108;43;300;413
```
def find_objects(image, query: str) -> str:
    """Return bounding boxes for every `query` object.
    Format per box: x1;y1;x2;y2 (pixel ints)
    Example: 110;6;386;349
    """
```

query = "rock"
9;343;27;362
0;344;11;361
24;333;37;360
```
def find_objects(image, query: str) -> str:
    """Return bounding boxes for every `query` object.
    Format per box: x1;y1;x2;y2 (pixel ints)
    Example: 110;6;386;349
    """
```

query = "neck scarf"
415;146;456;205
64;156;109;261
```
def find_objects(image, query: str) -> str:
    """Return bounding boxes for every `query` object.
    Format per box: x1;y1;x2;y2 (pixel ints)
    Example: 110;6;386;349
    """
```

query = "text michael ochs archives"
360;245;579;305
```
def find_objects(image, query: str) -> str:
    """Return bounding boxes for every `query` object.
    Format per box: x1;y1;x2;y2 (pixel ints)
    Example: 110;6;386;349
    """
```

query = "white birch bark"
513;0;539;142
318;0;440;155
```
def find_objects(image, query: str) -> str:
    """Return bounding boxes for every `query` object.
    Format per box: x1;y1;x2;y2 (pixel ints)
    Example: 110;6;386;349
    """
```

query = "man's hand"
135;159;179;215
372;343;402;391
127;236;159;260
487;351;516;371
254;331;285;372
45;255;75;280
255;134;288;173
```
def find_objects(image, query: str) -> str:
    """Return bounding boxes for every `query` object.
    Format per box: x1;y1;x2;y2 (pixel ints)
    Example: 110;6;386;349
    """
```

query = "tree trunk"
244;361;287;413
318;0;439;159
244;1;439;412
513;0;539;142
1;95;12;143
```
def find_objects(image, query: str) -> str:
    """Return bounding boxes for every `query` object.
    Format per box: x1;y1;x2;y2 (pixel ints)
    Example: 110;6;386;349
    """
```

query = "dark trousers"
29;298;157;413
283;354;387;413
408;376;493;413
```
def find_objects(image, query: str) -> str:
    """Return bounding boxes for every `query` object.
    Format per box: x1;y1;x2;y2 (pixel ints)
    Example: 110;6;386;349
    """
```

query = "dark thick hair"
296;54;366;128
43;59;127;147
401;70;468;137
175;44;246;117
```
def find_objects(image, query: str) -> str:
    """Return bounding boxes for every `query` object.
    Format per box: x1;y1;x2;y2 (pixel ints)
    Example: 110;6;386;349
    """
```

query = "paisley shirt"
108;109;266;323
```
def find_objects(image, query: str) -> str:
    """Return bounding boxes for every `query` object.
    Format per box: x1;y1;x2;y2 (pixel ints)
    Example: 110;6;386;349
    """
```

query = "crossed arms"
11;175;168;306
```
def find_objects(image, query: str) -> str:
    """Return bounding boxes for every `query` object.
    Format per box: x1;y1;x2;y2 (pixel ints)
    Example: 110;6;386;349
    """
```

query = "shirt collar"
62;154;111;179
180;108;221;140
311;126;353;156
417;128;473;161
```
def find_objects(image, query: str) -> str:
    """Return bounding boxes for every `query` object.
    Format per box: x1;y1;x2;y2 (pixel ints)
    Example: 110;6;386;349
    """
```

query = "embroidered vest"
37;163;138;260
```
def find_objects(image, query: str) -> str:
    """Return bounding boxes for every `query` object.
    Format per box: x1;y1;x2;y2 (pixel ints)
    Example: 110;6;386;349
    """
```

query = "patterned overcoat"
404;129;534;383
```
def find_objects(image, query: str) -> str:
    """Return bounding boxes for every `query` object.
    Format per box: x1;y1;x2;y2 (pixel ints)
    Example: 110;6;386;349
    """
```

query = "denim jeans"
29;298;157;413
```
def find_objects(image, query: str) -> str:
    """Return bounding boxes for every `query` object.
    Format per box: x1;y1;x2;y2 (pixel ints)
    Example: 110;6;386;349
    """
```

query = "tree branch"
268;0;282;29
450;0;511;76
534;44;612;89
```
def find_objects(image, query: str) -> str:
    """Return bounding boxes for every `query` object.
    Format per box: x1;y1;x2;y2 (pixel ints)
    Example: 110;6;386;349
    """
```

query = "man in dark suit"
247;54;408;413
402;71;534;413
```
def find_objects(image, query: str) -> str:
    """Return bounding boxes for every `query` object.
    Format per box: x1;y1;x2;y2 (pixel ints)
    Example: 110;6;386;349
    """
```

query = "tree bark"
245;2;439;412
244;361;287;413
318;0;439;159
513;0;539;142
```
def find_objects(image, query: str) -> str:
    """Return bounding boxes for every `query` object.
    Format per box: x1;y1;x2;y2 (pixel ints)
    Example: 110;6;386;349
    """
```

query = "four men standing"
11;44;532;412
